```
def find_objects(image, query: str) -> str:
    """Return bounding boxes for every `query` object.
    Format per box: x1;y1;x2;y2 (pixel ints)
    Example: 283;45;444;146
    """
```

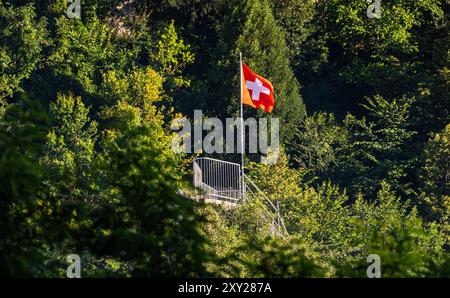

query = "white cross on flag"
241;62;274;112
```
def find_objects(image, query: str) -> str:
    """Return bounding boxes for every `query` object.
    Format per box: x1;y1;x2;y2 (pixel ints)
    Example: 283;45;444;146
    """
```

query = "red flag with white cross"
241;62;274;113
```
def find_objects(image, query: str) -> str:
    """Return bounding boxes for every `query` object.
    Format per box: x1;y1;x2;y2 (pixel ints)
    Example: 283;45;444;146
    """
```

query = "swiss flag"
241;62;274;112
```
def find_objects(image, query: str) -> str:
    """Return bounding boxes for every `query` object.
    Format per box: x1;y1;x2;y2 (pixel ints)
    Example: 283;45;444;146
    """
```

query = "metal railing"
244;174;288;236
193;157;243;202
193;157;288;237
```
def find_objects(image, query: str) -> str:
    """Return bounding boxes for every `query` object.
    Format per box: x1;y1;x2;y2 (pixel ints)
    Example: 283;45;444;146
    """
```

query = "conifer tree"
232;0;306;142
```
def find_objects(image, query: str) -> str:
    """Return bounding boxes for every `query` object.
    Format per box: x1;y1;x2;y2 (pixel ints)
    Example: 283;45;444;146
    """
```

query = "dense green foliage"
0;0;448;277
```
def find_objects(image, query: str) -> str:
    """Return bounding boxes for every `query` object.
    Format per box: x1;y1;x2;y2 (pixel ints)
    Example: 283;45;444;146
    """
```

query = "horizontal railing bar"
194;157;241;167
206;194;240;201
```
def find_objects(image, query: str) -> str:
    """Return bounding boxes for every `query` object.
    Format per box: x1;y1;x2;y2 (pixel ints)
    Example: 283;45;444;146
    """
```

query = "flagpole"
240;52;245;200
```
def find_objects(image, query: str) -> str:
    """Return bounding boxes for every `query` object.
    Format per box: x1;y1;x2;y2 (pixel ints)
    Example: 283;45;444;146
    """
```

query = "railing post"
240;165;244;200
276;200;280;235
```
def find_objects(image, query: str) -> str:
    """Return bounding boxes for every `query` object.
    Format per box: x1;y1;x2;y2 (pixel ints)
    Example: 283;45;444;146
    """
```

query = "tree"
44;14;124;96
316;0;444;94
1;0;449;278
288;112;347;178
331;96;417;197
149;20;195;92
338;182;447;277
246;152;305;203
246;153;351;258
223;236;328;278
232;0;306;142
0;3;48;100
269;0;318;76
300;0;447;120
418;124;450;223
35;94;100;277
91;113;209;277
100;67;165;120
40;93;98;202
156;0;306;142
0;99;48;276
421;124;450;197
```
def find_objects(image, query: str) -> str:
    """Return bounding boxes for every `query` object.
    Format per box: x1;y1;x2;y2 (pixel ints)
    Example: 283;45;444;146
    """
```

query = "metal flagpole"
240;52;245;200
